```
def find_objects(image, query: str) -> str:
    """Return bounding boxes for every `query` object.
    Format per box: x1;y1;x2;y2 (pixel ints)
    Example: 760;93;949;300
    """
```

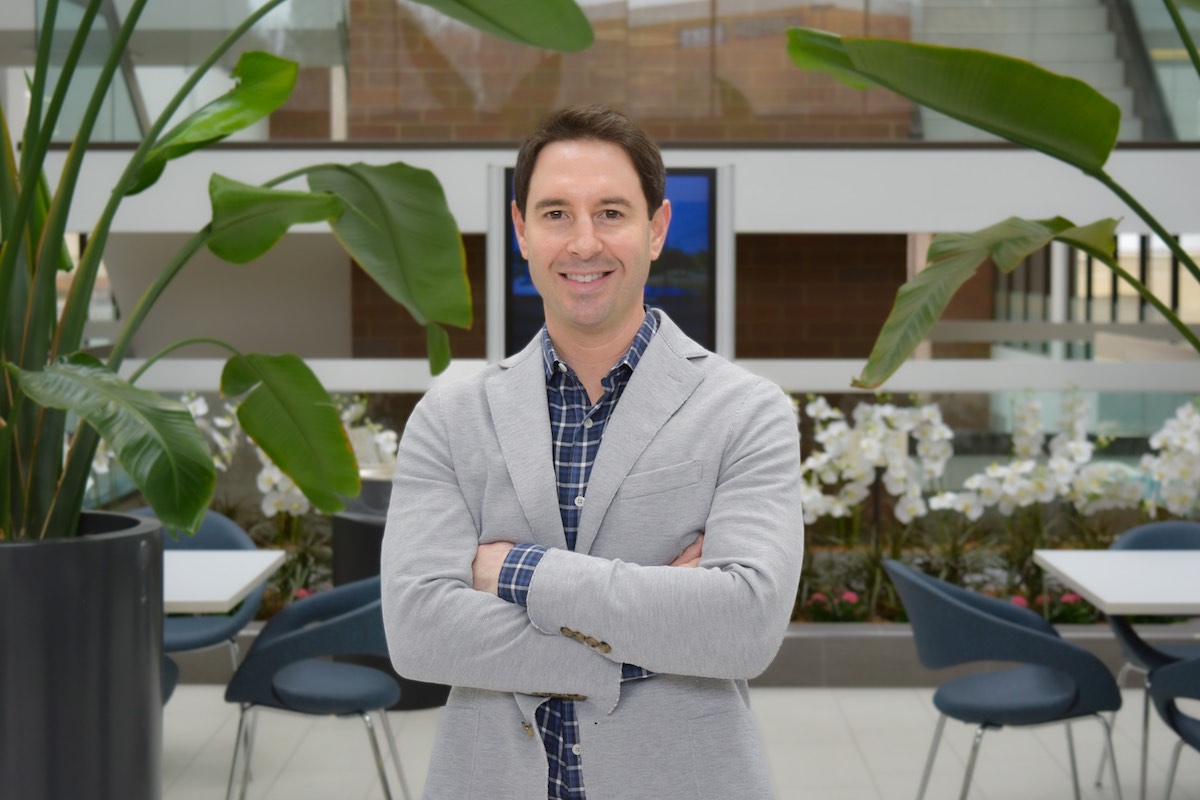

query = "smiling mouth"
563;272;610;284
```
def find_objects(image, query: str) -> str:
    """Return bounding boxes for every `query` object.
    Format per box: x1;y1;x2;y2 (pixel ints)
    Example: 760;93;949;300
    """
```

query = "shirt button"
582;418;593;429
572;744;582;756
558;362;568;373
574;495;585;508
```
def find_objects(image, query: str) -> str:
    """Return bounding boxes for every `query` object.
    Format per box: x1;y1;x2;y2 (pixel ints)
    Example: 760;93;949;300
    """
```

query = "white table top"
1033;549;1200;616
164;550;286;614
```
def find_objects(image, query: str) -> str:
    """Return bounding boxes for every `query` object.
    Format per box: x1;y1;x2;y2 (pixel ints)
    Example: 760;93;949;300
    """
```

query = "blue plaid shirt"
497;309;658;800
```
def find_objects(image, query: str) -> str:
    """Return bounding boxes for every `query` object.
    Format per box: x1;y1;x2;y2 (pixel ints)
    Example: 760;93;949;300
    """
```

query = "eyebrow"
532;196;635;211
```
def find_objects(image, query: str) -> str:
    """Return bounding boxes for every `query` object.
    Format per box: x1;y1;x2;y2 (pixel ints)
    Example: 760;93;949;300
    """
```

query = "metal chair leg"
1066;723;1082;800
362;712;395;800
1164;738;1184;800
1097;662;1137;787
1095;712;1124;800
1140;680;1151;800
380;711;414;800
225;705;252;800
916;714;947;800
957;725;987;800
238;707;257;800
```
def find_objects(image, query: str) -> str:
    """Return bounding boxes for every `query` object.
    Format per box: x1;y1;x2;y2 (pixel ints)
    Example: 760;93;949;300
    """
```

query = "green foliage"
787;3;1200;389
0;0;592;539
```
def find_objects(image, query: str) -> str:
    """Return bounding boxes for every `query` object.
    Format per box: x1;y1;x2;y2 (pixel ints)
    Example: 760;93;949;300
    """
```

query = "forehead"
528;139;645;210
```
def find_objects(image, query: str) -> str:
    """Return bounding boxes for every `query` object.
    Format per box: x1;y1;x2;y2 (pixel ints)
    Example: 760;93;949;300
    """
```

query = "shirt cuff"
497;543;547;606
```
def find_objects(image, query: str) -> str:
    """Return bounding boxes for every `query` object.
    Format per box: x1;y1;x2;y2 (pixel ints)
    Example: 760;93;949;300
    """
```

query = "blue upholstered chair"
884;559;1124;800
161;656;180;704
1148;656;1200;800
1096;521;1200;796
223;575;410;800
134;507;265;664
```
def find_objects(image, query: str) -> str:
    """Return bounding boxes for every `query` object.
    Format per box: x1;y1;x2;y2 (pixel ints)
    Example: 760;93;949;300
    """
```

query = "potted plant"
0;1;592;797
785;0;1200;389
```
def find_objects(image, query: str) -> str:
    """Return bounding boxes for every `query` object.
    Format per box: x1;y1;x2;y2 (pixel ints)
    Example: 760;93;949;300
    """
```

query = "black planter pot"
0;511;164;800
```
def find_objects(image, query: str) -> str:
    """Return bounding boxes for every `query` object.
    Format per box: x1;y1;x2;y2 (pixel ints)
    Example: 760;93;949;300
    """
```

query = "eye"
543;210;565;220
600;209;624;220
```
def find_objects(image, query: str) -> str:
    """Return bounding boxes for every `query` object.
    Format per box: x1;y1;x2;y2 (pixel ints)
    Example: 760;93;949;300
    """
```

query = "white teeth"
565;273;604;283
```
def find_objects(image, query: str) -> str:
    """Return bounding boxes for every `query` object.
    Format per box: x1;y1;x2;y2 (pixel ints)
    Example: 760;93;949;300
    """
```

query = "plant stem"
54;0;293;361
125;336;242;385
0;0;103;361
1164;0;1200;81
105;227;211;369
1099;249;1200;354
1094;170;1200;285
32;0;151;367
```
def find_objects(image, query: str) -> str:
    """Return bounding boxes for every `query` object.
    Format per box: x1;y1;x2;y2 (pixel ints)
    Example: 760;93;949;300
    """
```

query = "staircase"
913;0;1145;141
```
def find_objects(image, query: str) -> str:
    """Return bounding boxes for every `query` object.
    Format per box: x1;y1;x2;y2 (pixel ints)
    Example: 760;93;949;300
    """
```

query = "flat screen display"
503;167;718;356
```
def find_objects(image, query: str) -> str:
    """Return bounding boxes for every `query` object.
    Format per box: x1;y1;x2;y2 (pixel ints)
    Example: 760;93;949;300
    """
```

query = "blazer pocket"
619;459;702;499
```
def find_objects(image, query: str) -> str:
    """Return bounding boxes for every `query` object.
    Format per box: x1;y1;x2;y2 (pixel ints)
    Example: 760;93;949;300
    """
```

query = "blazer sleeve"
380;386;623;712
523;378;804;679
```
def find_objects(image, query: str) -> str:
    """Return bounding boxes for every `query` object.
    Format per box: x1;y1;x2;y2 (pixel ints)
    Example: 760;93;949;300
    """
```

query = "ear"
649;199;672;260
510;200;530;259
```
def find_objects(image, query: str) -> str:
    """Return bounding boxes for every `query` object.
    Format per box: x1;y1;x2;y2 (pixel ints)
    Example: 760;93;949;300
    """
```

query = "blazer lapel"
573;318;705;555
487;340;566;549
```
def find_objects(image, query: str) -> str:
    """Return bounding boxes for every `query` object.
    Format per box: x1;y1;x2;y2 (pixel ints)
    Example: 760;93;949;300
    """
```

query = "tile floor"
164;685;1200;799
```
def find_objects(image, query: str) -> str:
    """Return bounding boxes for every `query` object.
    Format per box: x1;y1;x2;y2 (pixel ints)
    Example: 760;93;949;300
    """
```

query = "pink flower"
1010;595;1029;608
293;588;312;599
808;592;829;605
840;591;859;604
1035;594;1048;606
1061;593;1082;604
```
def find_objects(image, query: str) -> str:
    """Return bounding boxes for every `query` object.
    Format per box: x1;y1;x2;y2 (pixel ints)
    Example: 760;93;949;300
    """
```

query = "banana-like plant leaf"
786;29;1120;174
413;0;593;51
10;354;216;531
854;216;1118;389
128;52;298;196
207;174;345;263
307;162;472;363
426;323;451;375
222;353;358;512
1178;0;1200;10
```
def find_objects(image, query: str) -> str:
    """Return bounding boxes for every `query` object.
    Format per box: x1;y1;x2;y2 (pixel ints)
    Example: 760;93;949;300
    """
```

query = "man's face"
512;139;670;345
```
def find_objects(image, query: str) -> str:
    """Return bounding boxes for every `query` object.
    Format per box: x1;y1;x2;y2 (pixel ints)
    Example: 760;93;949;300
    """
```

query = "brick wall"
736;233;907;358
343;0;912;144
351;232;907;361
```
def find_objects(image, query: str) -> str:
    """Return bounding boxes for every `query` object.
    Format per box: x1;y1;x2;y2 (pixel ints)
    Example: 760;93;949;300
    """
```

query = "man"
381;104;803;799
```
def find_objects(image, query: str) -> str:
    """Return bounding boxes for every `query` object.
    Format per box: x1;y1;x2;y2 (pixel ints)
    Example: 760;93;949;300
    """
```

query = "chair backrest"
884;559;1121;716
225;576;386;707
1107;520;1200;670
1111;520;1200;552
1149;657;1200;751
132;507;256;551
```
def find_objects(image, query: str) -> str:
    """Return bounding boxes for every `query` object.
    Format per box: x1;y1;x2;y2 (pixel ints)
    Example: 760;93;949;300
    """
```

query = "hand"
472;541;515;594
669;534;704;568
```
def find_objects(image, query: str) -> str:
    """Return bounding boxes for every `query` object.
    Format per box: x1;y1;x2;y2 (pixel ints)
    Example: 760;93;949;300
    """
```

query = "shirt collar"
541;307;659;382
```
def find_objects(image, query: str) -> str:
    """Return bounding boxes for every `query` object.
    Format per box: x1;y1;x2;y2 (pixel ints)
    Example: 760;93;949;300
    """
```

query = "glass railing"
17;1;1200;143
35;0;348;143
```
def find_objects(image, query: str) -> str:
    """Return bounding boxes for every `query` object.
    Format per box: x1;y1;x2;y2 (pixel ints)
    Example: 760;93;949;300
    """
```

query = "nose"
567;219;602;260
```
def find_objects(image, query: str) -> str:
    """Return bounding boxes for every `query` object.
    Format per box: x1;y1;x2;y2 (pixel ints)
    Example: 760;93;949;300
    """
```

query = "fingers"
472;541;515;594
669;533;704;568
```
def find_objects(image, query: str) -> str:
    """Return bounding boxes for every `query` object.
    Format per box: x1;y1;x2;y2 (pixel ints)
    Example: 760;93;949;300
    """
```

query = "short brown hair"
512;104;665;220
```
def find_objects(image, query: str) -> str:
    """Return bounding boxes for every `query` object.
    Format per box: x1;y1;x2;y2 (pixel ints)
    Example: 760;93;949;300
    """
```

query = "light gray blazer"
381;312;804;799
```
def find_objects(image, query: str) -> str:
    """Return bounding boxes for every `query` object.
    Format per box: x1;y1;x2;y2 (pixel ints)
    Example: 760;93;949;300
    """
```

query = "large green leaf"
786;29;1120;174
128;52;298;195
854;217;1118;389
413;0;593;51
10;354;216;530
306;162;472;357
222;353;358;512
207;174;345;263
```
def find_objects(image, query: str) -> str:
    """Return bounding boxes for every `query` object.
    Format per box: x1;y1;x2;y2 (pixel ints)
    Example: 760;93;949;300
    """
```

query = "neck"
547;311;646;404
